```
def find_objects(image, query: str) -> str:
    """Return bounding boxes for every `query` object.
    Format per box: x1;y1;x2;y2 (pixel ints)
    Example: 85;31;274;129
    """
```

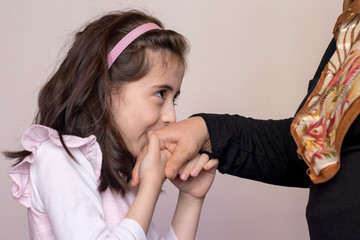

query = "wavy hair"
5;10;189;195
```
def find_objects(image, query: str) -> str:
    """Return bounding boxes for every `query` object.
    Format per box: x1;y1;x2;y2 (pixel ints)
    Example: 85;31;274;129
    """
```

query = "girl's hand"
138;133;167;185
171;154;218;200
131;117;211;186
127;133;170;233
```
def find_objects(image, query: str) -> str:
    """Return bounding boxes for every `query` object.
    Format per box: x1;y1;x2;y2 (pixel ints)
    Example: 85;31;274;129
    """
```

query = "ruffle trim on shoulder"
9;124;102;207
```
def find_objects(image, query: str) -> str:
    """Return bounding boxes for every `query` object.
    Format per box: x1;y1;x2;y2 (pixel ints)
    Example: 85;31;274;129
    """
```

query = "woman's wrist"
191;115;212;153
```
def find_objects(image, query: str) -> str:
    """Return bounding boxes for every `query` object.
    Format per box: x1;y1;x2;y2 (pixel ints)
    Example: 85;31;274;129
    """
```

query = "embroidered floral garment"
291;13;360;183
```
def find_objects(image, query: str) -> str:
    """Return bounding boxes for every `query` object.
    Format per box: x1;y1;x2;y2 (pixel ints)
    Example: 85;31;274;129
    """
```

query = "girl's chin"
131;142;148;158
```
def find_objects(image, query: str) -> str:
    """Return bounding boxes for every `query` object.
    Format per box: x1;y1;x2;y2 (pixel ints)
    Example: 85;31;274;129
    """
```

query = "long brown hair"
5;10;189;195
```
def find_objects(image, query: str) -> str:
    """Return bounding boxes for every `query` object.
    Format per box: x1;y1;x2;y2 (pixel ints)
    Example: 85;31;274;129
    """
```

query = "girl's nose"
161;102;176;125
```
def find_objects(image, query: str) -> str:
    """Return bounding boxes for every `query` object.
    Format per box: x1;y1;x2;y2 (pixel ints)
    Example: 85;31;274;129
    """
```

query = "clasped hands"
131;117;217;199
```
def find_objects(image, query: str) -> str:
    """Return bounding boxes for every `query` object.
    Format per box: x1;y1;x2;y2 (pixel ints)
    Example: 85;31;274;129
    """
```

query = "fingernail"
180;172;189;181
165;166;175;179
190;169;198;177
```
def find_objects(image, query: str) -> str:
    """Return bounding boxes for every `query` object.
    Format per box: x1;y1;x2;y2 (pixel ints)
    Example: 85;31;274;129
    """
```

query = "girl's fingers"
179;153;210;180
131;133;160;186
180;155;199;181
190;153;209;177
146;133;160;156
204;159;219;170
164;139;196;179
178;164;187;175
131;145;148;186
131;164;140;186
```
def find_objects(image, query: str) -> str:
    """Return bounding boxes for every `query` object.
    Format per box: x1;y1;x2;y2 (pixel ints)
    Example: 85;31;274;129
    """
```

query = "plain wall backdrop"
1;0;341;239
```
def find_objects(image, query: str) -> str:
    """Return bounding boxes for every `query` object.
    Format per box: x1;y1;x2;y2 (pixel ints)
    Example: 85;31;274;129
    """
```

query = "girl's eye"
173;95;179;106
155;90;166;99
155;90;179;106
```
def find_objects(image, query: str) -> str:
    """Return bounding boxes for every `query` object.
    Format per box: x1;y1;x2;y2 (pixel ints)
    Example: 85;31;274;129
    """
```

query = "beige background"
0;0;341;239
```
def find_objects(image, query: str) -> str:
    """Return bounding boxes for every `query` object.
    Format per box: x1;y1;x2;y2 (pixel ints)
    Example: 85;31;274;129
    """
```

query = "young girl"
6;10;218;240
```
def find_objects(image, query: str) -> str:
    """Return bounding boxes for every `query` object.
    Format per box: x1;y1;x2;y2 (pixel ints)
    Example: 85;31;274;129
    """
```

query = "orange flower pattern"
291;14;360;183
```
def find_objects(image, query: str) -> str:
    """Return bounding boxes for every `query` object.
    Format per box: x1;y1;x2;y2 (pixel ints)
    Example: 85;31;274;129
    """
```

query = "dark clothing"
196;39;360;239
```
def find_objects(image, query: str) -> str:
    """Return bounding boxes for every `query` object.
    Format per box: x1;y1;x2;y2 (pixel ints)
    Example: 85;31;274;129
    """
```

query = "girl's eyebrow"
153;84;181;95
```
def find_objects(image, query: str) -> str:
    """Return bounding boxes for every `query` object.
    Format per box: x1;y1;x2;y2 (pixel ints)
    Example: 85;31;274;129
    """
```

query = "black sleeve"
195;114;311;188
192;38;337;188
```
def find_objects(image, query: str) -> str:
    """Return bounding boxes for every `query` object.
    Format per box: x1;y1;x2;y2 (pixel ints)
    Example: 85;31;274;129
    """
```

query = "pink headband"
107;22;162;69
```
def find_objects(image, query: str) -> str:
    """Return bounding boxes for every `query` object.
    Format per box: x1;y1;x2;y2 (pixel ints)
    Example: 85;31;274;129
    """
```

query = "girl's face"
111;50;185;157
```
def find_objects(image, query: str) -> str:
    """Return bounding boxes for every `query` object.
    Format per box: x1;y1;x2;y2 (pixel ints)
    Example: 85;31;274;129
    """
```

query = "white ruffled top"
9;125;177;240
